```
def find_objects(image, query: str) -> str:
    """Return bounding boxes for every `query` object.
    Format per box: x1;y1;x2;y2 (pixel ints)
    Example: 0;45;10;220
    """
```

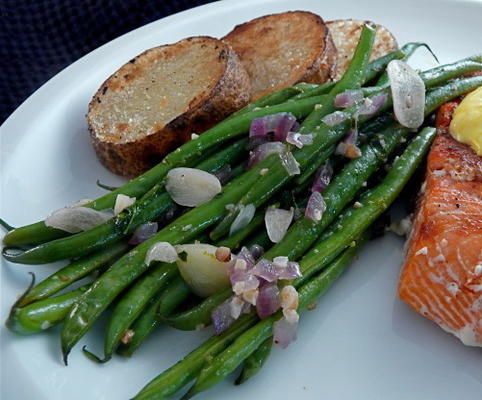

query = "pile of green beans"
2;21;481;400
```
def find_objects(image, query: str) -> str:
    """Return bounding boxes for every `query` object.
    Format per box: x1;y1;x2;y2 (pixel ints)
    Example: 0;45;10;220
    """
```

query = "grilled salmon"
398;100;482;346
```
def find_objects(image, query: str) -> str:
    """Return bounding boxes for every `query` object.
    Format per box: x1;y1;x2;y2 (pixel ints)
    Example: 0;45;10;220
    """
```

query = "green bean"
183;241;364;398
117;276;192;357
2;138;247;264
295;128;436;286
90;157;312;361
60;149;290;364
235;337;273;385
184;130;435;397
421;60;482;87
7;284;90;335
157;277;193;318
16;240;129;307
83;262;178;362
210;24;377;241
293;145;336;188
161;287;233;331
162;73;482;332
2;93;327;250
166;25;379;327
133;314;258;400
116;294;163;358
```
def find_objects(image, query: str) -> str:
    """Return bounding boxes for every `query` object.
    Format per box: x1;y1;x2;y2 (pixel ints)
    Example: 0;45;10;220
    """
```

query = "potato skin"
88;37;250;177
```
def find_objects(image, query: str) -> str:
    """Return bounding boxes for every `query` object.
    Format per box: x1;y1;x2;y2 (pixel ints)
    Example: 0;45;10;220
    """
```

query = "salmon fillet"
398;100;482;346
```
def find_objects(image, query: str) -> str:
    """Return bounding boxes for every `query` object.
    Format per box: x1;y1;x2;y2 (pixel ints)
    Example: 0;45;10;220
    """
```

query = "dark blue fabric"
0;0;214;123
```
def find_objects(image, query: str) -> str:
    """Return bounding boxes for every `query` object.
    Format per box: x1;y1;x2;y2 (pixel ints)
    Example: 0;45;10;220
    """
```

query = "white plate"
1;0;482;398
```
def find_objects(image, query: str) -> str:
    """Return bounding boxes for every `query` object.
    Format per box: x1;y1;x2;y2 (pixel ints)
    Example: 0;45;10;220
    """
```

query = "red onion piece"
274;113;297;141
355;94;388;117
211;299;235;335
249;118;269;138
249;113;297;142
45;207;114;233
229;204;256;236
279;151;300;176
321;111;351;127
311;161;333;193
250;259;279;282
256;282;280;319
335;89;364;108
237;246;256;268
213;165;232;185
286;132;314;149
265;206;294;243
246;136;269;151
305;191;326;222
387;60;425;129
129;222;158;245
248;142;286;168
273;316;298;348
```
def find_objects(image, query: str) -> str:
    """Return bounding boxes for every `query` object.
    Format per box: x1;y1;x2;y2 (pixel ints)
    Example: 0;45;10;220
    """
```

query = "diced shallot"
273;316;298;348
248;142;286;168
334;89;364;108
232;274;260;296
250;259;279;282
279;151;300;176
305;191;326;222
275;260;302;280
229;204;256;236
354;94;387;117
212;299;235;335
145;241;178;265
279;285;299;310
265;206;294;243
286;132;314;149
387;60;425;129
165;168;221;207
129;222;158;245
311;161;333;193
249;112;297;142
236;246;256;268
256;282;280;319
321;111;351;127
45;207;114;233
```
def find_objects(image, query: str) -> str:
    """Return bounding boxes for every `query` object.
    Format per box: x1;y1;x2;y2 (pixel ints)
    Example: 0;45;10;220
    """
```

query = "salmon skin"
398;100;482;346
